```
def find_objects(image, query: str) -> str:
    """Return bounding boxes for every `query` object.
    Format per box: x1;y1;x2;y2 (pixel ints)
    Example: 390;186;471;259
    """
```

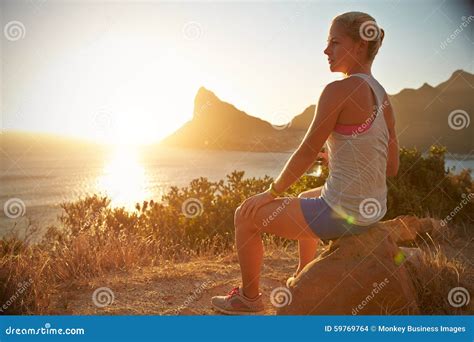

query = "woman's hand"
239;190;275;219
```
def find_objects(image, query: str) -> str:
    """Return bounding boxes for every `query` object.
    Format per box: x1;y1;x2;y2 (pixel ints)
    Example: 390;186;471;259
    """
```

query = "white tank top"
321;73;389;226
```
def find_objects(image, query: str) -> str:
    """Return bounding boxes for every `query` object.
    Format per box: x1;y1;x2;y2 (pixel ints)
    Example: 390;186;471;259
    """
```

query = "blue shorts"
299;197;374;241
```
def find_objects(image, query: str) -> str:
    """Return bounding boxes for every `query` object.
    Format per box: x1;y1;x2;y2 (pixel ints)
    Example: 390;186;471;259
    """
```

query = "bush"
0;145;471;314
386;146;473;224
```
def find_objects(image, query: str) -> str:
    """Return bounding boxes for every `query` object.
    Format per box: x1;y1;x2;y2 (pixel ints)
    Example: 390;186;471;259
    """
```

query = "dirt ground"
50;245;313;315
49;231;473;316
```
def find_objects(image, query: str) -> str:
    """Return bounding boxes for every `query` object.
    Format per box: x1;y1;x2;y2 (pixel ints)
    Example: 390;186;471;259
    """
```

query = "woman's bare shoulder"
321;77;365;102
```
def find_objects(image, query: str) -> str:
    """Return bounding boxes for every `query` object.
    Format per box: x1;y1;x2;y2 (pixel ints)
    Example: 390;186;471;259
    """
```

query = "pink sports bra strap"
333;73;379;136
333;120;374;135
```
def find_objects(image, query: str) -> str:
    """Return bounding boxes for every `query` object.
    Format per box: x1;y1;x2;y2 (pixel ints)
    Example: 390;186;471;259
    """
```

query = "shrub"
0;145;471;314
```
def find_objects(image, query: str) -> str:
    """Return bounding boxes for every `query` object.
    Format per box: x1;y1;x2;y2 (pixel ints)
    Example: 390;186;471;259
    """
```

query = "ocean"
1;145;472;239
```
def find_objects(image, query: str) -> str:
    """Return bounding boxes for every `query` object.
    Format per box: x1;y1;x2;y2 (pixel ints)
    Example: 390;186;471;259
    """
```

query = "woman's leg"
296;239;319;275
294;186;323;275
234;196;319;299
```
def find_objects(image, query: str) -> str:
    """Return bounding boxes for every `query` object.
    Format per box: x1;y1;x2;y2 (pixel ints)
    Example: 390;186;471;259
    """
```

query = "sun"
83;34;201;146
96;146;151;209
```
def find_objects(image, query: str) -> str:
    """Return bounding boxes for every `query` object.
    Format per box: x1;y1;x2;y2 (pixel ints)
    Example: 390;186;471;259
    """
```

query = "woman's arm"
383;96;399;177
273;82;343;193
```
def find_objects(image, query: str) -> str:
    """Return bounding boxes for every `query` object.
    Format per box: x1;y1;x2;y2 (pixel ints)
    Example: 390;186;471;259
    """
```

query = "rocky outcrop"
379;215;441;244
159;87;302;152
277;216;440;315
159;70;473;154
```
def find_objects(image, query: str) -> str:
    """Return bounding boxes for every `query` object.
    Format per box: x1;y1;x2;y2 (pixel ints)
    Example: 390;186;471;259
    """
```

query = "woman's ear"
356;39;368;59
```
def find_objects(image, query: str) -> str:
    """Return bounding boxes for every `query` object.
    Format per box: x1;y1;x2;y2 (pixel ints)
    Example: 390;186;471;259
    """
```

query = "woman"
211;11;399;315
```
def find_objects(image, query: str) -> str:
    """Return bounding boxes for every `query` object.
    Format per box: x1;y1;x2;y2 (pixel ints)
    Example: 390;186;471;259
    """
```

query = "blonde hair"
332;11;385;61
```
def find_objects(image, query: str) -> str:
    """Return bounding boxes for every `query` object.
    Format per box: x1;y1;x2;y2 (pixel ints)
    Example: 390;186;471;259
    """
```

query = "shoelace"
226;287;240;299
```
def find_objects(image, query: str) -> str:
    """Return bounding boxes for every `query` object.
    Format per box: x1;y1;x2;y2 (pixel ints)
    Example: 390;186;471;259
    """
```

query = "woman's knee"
297;192;307;199
234;206;260;234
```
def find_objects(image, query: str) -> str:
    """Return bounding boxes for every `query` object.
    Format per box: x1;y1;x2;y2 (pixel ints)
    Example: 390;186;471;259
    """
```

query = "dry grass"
45;241;301;315
1;221;472;315
0;230;297;315
1;151;472;315
405;236;474;315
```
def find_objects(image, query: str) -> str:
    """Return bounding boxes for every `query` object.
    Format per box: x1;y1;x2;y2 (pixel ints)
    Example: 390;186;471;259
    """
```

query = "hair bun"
379;27;385;43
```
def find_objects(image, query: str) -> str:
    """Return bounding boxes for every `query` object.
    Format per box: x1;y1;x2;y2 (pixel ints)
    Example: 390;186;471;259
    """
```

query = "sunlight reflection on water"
96;146;151;210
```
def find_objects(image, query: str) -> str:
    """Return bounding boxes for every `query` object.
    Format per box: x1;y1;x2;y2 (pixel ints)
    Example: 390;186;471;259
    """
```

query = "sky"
1;0;473;145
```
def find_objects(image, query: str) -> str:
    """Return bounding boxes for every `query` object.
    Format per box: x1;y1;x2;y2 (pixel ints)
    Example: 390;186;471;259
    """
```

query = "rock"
396;247;424;269
278;221;420;315
377;215;437;244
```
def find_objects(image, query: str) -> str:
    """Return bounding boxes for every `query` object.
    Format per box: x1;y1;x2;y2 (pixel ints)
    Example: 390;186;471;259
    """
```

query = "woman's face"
324;21;364;73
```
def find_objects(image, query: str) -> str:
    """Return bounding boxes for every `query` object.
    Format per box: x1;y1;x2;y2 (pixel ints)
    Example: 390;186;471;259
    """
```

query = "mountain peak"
419;82;433;91
450;69;469;79
195;86;218;103
162;70;472;153
196;86;215;97
437;69;474;91
445;69;474;85
193;86;219;119
161;87;299;151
